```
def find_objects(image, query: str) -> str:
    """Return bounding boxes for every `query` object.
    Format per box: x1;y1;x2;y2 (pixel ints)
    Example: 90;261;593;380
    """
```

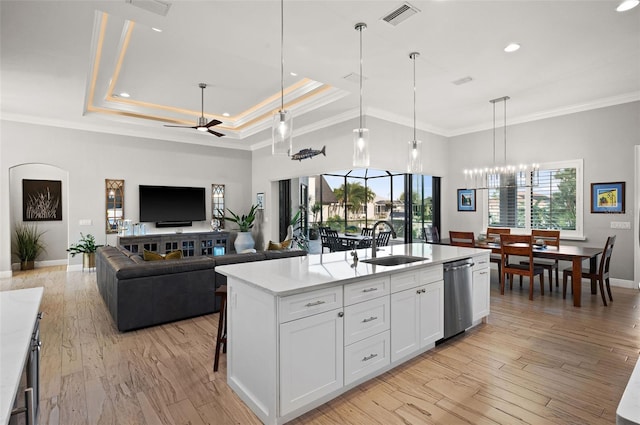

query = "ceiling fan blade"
208;129;225;137
205;119;223;128
164;124;197;129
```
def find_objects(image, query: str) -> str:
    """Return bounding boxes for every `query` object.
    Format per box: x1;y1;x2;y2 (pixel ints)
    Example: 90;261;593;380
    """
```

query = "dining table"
436;239;602;307
337;233;368;248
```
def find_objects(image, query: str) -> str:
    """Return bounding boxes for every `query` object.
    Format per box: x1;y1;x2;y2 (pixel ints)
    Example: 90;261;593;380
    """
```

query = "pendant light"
353;22;370;168
407;52;422;173
272;0;292;156
463;96;539;189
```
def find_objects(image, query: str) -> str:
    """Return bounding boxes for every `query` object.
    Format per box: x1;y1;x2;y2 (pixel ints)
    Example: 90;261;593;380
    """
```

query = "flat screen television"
139;185;206;226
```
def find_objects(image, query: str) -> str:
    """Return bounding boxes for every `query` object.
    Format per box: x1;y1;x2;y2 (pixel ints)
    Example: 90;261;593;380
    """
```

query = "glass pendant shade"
407;139;422;173
353;128;370;167
272;110;293;155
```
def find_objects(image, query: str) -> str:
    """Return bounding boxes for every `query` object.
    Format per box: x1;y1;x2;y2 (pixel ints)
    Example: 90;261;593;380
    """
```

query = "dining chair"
326;229;349;252
376;231;392;247
422;225;440;243
487;227;510;277
562;235;616;306
500;234;545;301
519;229;560;291
449;231;475;248
319;227;332;253
361;227;373;237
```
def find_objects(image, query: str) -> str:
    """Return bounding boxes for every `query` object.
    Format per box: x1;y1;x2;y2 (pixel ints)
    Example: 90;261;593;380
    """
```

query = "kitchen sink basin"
361;255;426;266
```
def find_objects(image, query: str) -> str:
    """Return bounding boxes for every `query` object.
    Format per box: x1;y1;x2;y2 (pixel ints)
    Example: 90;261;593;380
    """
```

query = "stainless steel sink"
361;255;426;266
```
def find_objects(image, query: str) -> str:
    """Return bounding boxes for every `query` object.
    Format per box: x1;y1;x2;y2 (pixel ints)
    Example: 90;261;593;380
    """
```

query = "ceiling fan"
164;83;225;137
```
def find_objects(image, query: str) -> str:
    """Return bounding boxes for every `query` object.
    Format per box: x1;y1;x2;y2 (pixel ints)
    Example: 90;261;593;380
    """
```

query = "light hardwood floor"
2;266;639;424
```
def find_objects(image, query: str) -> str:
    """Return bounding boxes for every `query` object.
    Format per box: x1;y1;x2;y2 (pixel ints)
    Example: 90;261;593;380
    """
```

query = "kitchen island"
216;243;490;425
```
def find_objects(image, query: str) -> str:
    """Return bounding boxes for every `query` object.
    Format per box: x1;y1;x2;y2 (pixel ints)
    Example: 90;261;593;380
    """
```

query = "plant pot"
234;232;255;253
20;260;35;271
309;228;319;240
83;252;96;269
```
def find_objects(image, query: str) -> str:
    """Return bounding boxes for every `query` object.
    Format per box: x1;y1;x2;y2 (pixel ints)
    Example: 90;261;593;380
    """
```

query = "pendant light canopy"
272;0;293;155
407;52;422;173
353;22;370;168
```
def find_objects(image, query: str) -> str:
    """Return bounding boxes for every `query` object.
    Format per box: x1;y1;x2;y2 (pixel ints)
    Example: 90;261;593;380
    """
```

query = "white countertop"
617;357;640;425
216;243;487;296
0;287;43;425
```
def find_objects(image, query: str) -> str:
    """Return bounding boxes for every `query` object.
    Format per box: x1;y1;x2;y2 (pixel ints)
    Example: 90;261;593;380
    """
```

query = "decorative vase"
234;231;255;252
20;260;35;271
83;252;96;270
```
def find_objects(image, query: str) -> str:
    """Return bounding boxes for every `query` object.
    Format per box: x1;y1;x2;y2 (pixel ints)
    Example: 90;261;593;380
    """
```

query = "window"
484;160;583;239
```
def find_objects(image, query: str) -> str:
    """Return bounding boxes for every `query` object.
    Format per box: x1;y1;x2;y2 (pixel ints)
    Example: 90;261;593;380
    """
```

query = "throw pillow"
267;239;291;250
143;249;164;261
165;249;183;260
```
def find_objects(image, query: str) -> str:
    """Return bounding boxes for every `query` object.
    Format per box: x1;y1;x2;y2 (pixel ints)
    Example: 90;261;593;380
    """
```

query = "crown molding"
449;91;640;137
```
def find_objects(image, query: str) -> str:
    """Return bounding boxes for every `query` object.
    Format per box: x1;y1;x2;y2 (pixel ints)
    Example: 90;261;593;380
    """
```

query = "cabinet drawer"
344;297;390;345
390;266;443;293
473;253;490;271
344;276;390;306
344;330;390;386
279;286;343;323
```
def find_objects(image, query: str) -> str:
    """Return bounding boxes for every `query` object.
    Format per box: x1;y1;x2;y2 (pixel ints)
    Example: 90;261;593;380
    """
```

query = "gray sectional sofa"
96;245;307;332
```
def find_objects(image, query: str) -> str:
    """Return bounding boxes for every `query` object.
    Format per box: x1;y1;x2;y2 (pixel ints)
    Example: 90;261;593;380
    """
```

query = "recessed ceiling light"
504;43;521;53
617;0;639;11
152;27;163;32
290;72;297;77
119;92;130;98
222;112;230;117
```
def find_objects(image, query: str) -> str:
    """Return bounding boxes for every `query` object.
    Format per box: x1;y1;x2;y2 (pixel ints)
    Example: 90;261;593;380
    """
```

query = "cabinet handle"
305;300;326;307
362;316;378;323
362;288;378;293
338;312;344;318
362;353;378;362
421;289;426;293
479;271;488;275
416;289;422;294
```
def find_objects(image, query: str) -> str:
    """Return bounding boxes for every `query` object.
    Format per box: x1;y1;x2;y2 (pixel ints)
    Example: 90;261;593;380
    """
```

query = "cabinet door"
472;268;490;321
390;288;420;363
419;281;444;347
279;308;344;415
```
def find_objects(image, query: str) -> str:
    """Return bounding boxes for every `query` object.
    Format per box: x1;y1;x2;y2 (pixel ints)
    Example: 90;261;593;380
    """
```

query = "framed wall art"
256;192;265;210
457;188;476;212
591;181;625;213
23;179;62;221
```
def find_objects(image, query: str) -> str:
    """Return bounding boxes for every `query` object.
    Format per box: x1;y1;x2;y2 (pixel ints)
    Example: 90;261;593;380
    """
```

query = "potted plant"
308;202;322;240
221;205;258;252
67;233;102;269
12;223;46;270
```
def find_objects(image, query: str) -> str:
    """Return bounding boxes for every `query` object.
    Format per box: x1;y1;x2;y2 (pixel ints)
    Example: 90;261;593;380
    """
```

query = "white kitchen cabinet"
472;253;491;322
390;280;444;363
280;307;344;415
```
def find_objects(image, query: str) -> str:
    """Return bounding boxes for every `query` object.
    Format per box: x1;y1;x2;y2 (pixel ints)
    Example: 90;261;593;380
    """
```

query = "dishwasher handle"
444;262;474;272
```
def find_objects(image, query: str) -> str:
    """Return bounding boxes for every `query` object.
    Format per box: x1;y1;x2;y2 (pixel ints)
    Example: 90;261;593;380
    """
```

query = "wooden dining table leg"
572;257;582;307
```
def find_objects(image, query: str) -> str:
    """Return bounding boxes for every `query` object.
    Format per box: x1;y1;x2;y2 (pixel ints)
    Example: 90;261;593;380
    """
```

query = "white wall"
444;101;639;281
1;120;252;274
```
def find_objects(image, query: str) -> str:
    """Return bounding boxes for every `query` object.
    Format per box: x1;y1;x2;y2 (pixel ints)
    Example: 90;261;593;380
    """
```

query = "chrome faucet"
371;220;397;258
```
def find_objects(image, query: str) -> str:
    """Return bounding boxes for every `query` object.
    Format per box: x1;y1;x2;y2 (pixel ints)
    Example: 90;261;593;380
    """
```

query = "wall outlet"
610;221;631;229
79;219;92;226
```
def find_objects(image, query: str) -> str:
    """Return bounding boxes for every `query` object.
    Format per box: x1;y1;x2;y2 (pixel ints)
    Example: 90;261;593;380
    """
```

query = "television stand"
118;231;231;257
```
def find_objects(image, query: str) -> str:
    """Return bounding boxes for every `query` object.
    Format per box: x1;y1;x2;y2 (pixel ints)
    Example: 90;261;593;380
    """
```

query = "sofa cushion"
213;252;266;266
165;250;183;260
264;249;308;260
267;239;291;250
116;256;215;279
143;249;165;261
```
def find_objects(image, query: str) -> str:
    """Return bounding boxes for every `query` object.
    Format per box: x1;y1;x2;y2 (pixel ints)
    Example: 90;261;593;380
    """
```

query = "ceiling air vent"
381;2;420;26
125;0;172;16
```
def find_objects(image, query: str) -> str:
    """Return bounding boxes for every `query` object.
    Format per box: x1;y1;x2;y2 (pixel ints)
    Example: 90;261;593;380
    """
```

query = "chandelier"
464;96;539;189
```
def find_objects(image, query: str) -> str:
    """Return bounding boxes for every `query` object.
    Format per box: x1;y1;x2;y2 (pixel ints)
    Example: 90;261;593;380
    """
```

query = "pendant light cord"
201;85;205;119
503;97;507;166
492;100;496;167
359;25;363;130
280;0;284;112
412;54;416;141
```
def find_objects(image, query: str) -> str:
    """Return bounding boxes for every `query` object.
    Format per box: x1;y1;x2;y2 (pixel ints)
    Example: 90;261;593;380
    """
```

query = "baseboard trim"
0;270;13;278
610;278;635;289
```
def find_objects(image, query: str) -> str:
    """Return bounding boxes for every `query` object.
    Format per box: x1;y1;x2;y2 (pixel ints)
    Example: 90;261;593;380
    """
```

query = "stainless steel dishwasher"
442;258;474;339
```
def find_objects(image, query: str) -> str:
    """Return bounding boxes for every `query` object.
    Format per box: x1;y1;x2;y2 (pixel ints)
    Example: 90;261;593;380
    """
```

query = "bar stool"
213;285;227;372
